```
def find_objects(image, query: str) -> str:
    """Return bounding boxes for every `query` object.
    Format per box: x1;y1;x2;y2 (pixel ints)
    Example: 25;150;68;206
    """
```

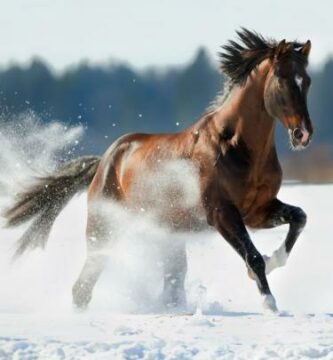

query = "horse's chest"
240;183;269;211
224;178;278;220
217;146;281;214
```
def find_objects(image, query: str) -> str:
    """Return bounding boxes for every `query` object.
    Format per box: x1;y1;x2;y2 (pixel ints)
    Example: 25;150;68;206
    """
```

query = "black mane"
219;28;305;85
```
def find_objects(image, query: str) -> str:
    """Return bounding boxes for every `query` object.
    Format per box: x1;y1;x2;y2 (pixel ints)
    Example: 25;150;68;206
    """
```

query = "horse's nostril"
293;128;303;140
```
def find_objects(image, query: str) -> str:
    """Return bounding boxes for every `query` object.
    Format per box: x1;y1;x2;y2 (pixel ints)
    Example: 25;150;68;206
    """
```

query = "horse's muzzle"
289;127;312;150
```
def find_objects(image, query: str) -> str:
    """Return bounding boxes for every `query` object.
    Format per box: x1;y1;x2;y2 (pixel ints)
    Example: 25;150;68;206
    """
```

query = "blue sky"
1;0;332;71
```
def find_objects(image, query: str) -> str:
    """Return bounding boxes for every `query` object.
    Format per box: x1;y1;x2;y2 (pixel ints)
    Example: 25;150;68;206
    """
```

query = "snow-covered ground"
0;184;333;359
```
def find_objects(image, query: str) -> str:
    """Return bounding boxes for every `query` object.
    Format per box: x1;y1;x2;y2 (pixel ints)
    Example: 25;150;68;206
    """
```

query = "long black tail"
4;156;101;256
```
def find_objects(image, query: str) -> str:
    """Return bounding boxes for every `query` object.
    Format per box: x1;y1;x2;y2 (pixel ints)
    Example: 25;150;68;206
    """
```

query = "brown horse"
5;29;313;313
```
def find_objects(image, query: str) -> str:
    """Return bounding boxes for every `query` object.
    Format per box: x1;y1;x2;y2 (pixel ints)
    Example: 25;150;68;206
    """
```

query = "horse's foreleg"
258;199;307;275
72;212;110;309
161;240;187;309
207;204;278;312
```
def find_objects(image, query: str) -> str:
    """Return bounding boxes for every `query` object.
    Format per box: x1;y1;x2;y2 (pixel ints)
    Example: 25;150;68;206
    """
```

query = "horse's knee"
291;207;307;229
246;252;266;275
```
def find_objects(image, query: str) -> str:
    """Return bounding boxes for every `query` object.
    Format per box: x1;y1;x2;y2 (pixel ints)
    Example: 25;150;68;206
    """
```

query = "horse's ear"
275;39;287;59
301;40;311;57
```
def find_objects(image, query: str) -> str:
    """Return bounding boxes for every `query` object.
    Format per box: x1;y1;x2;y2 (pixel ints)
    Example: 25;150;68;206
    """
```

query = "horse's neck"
213;61;276;157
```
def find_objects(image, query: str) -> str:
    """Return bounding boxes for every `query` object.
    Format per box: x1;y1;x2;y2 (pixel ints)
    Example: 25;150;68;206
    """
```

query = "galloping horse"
5;29;313;312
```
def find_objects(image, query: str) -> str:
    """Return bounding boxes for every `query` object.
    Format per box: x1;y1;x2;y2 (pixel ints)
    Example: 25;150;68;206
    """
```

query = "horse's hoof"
263;294;278;314
72;291;91;312
72;303;88;313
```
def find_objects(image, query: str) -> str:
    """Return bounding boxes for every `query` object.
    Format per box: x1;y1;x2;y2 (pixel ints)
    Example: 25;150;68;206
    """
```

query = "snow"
0;183;333;359
1;312;333;359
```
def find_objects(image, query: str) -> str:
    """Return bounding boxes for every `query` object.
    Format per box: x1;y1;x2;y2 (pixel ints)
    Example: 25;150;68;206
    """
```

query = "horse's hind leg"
255;199;307;275
72;211;110;309
161;240;187;309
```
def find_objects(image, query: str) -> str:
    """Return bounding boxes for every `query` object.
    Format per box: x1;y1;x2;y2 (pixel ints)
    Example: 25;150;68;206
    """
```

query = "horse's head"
264;40;313;150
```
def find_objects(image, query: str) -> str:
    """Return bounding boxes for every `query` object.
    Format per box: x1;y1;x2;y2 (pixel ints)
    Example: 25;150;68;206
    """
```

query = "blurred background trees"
0;48;332;182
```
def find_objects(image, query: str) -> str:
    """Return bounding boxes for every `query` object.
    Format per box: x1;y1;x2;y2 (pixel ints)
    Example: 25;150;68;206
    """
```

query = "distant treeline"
0;48;332;180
